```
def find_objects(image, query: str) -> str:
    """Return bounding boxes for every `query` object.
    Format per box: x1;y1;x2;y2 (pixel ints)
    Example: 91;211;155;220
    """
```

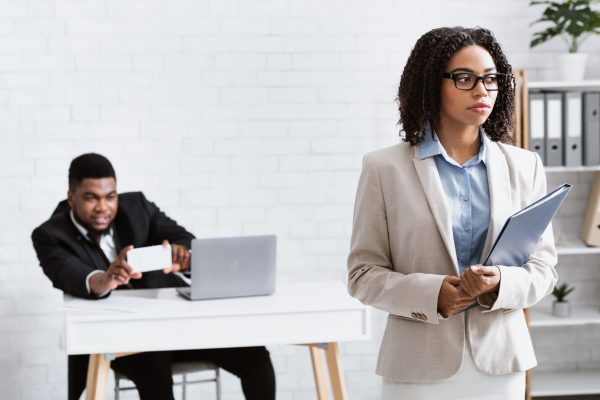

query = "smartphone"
126;244;172;273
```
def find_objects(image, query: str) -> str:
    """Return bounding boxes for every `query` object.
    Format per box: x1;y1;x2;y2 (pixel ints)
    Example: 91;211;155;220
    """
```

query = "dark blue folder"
483;183;572;267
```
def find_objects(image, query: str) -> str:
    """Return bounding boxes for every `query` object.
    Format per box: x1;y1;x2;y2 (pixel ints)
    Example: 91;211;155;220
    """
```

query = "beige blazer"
347;135;558;382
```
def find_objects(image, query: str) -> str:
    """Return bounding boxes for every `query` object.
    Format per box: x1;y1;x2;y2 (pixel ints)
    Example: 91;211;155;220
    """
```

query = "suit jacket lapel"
479;139;514;264
61;212;110;271
412;147;459;273
113;211;134;254
82;240;110;270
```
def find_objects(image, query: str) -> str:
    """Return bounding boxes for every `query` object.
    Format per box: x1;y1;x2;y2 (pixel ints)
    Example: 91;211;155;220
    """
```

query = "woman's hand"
437;276;476;318
460;265;500;298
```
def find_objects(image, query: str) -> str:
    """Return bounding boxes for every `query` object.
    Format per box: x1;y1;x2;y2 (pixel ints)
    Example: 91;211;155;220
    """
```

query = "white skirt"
381;350;525;400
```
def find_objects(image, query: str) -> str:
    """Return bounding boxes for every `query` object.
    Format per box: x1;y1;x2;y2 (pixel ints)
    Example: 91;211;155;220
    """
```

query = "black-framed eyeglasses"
442;72;512;91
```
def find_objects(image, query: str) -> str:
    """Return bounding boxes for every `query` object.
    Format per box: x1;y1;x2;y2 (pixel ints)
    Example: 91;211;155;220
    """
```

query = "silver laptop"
176;235;276;300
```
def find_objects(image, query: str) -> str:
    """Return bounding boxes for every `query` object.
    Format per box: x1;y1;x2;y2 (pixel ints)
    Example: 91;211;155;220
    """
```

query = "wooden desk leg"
324;342;347;400
308;344;329;400
85;354;111;400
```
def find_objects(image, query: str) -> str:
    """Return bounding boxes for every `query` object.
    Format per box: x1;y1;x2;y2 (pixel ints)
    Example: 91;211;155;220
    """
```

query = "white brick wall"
1;1;599;399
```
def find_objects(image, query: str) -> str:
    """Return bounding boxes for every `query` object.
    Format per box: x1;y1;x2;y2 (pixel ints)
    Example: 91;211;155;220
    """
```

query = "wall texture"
1;0;599;399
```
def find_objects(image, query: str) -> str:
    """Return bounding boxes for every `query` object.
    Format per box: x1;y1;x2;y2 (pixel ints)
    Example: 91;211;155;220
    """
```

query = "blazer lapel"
479;139;514;264
113;207;138;253
82;240;110;270
62;212;110;271
412;147;459;273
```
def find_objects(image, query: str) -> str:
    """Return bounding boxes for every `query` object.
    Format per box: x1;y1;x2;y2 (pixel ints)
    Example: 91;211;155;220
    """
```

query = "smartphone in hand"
127;244;172;273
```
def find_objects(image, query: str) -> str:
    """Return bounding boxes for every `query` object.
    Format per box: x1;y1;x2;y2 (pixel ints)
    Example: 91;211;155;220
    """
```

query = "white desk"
63;281;371;400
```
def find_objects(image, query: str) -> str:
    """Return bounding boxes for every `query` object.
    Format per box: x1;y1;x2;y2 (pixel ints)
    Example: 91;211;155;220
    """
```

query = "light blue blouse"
418;126;491;274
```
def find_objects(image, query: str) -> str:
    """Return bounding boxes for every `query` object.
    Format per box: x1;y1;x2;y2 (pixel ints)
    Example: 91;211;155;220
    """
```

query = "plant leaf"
530;0;600;50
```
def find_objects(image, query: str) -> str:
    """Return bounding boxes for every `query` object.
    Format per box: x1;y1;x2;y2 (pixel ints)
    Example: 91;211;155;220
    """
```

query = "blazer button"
411;312;418;319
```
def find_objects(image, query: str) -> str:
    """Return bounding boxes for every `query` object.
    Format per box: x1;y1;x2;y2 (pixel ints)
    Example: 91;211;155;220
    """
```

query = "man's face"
67;177;118;233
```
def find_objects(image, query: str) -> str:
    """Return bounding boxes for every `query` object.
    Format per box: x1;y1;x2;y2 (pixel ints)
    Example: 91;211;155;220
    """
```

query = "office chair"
114;360;221;400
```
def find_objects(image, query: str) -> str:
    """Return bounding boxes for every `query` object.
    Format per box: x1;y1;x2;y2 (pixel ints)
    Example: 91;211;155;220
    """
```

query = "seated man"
31;153;275;400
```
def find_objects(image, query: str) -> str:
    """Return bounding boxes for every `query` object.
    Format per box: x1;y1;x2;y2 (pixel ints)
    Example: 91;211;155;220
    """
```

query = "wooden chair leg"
308;344;329;400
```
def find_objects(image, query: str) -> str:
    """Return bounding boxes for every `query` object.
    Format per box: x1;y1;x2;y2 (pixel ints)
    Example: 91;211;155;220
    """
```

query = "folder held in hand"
483;183;572;267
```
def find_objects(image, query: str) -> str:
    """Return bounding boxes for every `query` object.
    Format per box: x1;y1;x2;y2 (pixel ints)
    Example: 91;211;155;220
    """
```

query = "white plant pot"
553;301;571;318
557;53;587;81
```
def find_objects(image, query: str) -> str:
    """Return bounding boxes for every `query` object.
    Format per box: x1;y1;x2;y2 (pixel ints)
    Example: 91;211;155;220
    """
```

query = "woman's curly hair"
398;26;515;145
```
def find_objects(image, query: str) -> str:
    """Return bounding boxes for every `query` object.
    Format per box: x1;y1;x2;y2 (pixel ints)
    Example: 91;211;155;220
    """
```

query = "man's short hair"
68;153;116;191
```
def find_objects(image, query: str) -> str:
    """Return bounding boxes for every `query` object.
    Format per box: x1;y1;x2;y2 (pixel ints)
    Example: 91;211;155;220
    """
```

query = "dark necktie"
87;232;111;268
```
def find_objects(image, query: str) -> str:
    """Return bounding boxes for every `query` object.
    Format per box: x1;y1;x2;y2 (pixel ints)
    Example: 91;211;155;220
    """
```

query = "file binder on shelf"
582;92;600;166
484;183;572;267
545;93;563;167
563;92;583;167
581;173;600;247
528;93;546;164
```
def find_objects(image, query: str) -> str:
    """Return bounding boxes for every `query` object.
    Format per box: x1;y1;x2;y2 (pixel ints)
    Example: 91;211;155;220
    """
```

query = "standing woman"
347;27;558;399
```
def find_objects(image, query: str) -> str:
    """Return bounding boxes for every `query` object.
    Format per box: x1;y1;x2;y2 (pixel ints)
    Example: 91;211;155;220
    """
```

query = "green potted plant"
552;282;575;317
530;0;600;80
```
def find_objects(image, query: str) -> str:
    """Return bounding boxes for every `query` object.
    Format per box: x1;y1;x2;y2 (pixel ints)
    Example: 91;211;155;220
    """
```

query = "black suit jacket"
32;192;194;299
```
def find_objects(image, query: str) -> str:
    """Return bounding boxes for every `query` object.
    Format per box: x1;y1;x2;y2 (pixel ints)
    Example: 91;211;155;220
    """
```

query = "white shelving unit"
531;370;600;397
526;80;600;399
556;232;600;256
545;165;600;173
530;306;600;328
529;80;600;91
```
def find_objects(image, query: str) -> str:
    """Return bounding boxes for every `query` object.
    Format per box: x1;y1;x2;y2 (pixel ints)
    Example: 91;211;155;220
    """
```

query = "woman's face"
439;45;498;130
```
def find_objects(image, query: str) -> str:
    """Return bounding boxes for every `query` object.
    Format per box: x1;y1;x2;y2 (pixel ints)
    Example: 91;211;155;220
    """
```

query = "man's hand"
437;275;476;318
162;240;191;274
460;265;500;298
89;245;141;295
